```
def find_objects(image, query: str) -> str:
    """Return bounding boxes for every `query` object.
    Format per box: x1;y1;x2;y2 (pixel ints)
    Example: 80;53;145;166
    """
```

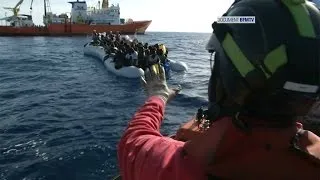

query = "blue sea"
0;32;212;180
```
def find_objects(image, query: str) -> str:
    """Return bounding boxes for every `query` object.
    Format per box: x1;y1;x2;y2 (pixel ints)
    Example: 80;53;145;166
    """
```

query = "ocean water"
0;32;212;180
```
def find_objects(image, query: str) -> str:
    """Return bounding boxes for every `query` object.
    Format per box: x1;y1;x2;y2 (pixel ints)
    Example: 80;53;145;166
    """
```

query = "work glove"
140;63;181;103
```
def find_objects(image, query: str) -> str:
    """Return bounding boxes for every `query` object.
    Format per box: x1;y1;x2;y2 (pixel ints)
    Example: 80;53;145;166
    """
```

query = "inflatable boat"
83;44;188;78
83;43;144;78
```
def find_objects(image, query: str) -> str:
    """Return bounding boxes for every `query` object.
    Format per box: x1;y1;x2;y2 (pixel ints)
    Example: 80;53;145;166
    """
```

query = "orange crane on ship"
3;0;34;17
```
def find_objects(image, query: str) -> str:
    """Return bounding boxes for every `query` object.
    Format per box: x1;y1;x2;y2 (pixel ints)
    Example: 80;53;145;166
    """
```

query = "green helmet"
206;0;320;119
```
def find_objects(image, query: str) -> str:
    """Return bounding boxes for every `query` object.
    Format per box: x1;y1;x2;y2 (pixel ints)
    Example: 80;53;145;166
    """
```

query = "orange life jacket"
176;117;320;179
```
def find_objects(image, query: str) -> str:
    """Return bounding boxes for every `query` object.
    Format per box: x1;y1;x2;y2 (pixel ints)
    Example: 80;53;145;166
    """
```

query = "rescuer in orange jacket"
117;0;320;179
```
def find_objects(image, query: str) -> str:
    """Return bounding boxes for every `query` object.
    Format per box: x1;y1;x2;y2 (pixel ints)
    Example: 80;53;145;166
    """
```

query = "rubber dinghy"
83;44;188;78
84;43;144;78
167;58;188;72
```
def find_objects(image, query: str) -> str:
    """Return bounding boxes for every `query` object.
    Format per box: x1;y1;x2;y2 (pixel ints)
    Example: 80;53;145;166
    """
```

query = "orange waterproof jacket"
181;118;320;179
118;96;320;180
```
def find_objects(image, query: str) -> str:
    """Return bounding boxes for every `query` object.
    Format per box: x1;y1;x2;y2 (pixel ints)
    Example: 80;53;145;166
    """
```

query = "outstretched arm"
117;96;204;180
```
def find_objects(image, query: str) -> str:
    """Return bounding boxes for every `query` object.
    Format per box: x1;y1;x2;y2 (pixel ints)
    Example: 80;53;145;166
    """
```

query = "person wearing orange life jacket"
117;0;320;179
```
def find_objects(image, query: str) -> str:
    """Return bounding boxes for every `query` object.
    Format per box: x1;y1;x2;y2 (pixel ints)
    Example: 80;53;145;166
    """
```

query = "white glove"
140;63;181;103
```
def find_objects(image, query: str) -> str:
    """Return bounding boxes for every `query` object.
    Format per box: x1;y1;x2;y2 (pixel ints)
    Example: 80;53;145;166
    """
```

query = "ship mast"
102;0;109;8
44;0;47;16
44;0;52;16
43;0;52;26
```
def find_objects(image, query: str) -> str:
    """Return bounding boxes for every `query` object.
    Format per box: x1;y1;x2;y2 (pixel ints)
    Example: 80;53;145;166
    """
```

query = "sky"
0;0;234;32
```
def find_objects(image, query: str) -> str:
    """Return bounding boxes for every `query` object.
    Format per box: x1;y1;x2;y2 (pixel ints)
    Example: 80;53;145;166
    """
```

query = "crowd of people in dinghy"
91;30;169;70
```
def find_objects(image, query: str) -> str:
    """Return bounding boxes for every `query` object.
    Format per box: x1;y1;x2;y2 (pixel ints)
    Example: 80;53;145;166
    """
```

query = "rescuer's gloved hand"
141;63;181;103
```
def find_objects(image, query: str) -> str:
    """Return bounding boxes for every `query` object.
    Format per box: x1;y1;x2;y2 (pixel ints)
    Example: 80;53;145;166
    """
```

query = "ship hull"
0;20;151;36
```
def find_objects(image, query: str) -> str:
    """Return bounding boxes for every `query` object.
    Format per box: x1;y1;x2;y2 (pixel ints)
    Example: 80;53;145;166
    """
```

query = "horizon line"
145;30;211;34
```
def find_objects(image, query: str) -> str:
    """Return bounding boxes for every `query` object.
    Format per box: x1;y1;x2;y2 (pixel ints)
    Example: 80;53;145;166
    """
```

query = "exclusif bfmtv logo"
217;16;255;24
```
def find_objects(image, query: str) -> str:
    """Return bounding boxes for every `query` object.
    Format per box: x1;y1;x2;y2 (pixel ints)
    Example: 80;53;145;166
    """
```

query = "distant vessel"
0;0;152;36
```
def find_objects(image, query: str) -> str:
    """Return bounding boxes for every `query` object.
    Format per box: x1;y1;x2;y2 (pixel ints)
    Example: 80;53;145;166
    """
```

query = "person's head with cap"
205;0;320;127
